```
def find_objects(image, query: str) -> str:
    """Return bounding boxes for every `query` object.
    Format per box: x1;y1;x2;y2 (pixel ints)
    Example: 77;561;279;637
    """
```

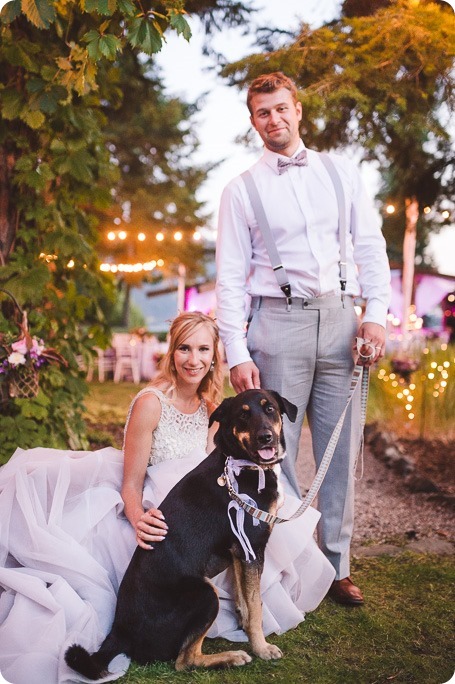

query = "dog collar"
218;456;285;526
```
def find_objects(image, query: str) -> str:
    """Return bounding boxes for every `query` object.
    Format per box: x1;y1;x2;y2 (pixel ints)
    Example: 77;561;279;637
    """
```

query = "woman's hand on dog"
135;507;168;550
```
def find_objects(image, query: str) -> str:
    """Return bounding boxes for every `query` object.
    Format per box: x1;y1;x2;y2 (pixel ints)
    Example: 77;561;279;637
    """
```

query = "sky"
156;0;455;276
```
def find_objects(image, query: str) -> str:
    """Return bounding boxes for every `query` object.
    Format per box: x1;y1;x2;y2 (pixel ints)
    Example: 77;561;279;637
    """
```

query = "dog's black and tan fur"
65;389;297;678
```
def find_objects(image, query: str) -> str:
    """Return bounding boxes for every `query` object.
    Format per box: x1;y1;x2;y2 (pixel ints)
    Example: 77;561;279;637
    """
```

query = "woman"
0;312;334;684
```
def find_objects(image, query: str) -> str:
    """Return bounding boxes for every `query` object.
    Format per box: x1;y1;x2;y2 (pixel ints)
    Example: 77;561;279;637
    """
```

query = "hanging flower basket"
0;288;67;400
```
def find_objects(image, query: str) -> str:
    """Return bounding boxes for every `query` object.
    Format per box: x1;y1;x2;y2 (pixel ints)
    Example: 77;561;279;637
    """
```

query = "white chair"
78;348;115;382
112;334;141;384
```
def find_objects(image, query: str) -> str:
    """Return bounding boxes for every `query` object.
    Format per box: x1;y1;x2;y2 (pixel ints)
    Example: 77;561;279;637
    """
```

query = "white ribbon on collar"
225;457;266;562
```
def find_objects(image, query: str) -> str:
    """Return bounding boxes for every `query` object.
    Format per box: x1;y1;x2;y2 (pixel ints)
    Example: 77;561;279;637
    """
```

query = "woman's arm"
206;400;219;455
121;393;168;550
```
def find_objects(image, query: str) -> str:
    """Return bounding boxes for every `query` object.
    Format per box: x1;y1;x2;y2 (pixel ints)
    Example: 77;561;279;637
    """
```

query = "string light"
99;258;165;273
105;229;204;242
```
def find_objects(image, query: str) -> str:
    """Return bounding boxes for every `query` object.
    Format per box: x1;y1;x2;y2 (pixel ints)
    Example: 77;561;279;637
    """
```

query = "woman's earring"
210;361;215;371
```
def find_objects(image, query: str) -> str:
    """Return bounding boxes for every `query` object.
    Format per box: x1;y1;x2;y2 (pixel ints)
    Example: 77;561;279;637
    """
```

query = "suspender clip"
281;283;292;312
340;278;347;308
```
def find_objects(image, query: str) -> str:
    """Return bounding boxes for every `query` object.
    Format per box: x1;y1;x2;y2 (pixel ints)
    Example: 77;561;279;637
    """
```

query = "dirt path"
295;427;455;547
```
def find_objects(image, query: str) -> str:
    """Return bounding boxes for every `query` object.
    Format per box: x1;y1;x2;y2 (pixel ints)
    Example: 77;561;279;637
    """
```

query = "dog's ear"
268;391;298;423
208;396;234;427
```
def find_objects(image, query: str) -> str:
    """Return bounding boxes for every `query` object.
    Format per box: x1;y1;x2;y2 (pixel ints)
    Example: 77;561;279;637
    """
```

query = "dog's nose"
258;430;273;446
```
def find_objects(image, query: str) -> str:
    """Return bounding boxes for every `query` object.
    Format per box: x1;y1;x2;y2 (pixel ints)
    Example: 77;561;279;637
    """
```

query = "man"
215;72;391;606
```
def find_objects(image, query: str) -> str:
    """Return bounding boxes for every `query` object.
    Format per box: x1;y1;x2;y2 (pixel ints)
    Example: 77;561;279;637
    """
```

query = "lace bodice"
124;387;209;465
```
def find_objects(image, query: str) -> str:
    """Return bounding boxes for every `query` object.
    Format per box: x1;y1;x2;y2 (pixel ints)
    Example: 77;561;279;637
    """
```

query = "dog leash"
219;339;373;527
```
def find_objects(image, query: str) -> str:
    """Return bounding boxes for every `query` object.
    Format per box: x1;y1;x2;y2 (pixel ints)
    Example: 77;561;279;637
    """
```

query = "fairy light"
386;204;395;214
156;232;164;241
99;259;161;273
138;233;146;241
376;348;453;430
174;231;183;241
118;231;127;240
67;259;75;268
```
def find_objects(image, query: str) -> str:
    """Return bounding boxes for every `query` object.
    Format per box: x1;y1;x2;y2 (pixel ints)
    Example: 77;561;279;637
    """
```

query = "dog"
65;389;297;678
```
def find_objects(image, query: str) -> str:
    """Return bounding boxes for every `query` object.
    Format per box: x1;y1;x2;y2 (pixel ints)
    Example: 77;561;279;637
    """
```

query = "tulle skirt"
0;446;335;684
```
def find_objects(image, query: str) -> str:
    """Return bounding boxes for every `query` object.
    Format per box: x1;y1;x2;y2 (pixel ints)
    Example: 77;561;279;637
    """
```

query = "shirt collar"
263;140;307;175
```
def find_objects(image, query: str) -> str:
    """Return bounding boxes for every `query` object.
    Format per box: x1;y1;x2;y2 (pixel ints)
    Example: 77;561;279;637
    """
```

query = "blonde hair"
151;311;223;404
247;72;299;114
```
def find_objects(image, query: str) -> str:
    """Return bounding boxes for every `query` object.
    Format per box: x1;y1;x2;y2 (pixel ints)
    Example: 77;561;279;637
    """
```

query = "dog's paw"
255;643;283;660
226;650;252;667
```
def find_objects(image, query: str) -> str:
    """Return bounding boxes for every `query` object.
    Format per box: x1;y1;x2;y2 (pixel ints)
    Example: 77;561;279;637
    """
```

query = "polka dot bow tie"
277;149;308;174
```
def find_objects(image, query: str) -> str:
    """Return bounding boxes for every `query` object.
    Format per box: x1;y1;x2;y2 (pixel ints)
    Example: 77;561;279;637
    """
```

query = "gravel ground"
295;427;455;547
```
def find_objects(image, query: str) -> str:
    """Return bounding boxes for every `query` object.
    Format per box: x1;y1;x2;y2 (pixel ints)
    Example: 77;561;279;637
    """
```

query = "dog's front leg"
232;556;282;660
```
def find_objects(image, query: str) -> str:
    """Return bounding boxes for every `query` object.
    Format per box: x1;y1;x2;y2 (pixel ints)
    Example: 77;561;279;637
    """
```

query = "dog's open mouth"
257;447;279;463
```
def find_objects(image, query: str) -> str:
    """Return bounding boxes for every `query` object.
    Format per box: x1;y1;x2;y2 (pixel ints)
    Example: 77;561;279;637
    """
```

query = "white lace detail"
123;387;209;465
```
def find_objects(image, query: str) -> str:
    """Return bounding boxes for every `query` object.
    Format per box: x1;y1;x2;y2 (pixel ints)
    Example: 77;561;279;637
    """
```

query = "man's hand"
230;361;261;393
353;322;386;367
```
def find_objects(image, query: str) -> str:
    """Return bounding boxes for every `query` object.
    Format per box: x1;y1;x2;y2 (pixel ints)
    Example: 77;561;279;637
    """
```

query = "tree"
92;50;213;327
222;0;455;333
0;0;253;461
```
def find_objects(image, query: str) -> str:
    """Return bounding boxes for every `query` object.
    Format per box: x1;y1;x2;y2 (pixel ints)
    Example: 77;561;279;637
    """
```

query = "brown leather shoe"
328;577;364;606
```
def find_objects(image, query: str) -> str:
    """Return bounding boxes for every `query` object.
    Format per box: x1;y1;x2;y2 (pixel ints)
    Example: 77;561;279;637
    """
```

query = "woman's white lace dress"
0;387;335;684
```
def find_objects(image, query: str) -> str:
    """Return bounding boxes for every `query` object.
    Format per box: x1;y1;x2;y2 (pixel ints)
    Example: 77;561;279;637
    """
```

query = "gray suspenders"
241;151;347;310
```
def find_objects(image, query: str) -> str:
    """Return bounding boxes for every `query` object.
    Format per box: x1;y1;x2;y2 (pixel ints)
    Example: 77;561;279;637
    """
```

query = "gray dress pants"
247;294;361;579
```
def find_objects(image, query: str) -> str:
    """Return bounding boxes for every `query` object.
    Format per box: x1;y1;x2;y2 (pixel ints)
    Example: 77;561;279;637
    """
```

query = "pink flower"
11;338;28;354
31;338;44;355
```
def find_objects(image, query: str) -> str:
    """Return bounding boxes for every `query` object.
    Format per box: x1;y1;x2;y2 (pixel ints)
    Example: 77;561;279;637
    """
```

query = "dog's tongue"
258;447;276;461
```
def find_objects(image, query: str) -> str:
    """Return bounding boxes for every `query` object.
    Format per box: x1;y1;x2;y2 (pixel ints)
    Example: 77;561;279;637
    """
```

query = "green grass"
84;381;147;426
110;554;454;684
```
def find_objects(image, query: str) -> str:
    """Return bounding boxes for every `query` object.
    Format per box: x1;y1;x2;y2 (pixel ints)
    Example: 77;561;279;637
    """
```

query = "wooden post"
401;196;418;347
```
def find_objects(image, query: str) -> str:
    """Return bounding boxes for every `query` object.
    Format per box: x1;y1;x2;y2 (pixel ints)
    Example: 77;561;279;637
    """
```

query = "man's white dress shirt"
216;142;391;369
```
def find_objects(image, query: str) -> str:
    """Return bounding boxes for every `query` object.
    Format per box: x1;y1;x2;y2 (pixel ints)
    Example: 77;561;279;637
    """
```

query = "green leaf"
98;34;121;60
1;0;21;25
0;89;24;119
26;77;45;94
20;108;45;129
19;400;49;420
14;156;34;172
127;17;163;54
83;0;116;15
117;0;136;18
4;43;39;71
169;11;191;41
67;149;95;182
21;0;56;29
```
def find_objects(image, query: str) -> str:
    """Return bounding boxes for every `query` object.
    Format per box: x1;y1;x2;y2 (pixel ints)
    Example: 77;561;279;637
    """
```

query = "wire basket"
0;288;39;399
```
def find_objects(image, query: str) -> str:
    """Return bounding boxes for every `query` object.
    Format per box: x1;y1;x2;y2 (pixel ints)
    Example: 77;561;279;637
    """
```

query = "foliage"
221;0;455;262
0;0;254;460
95;51;212;286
